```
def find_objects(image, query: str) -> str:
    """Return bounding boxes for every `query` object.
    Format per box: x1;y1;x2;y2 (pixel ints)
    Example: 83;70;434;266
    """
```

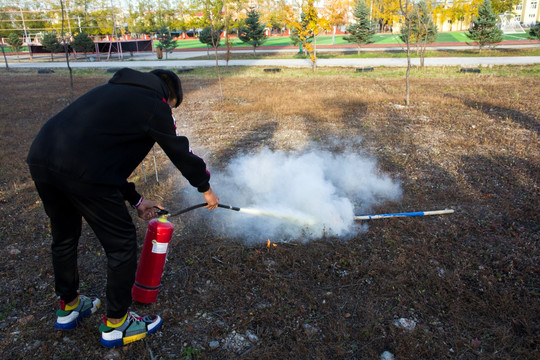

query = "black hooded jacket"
26;68;210;206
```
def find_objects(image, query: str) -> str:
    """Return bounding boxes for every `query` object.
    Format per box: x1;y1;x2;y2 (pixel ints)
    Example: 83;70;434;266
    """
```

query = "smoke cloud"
190;146;402;244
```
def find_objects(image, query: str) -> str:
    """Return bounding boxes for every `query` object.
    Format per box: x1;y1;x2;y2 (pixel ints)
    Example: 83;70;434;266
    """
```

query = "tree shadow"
213;121;279;165
462;99;539;136
300;99;371;148
459;154;539;231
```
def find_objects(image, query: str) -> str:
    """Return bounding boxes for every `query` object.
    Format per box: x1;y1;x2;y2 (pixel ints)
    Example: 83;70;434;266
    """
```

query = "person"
26;68;219;348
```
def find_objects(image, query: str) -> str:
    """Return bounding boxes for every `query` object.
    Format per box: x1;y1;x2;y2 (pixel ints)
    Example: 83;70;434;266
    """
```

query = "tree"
222;3;239;66
6;32;22;60
71;32;94;57
199;26;222;56
41;33;62;61
127;0;158;35
156;26;177;59
289;0;330;72
467;0;503;52
372;0;401;32
201;0;226;99
239;8;267;56
344;0;375;55
267;0;292;35
530;22;540;41
290;11;312;54
399;0;437;67
324;0;348;45
60;0;74;100
1;42;8;69
443;0;468;31
490;0;522;15
399;0;413;105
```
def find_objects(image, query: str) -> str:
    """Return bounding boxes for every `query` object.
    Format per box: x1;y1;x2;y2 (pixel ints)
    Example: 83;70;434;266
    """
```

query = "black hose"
157;203;241;218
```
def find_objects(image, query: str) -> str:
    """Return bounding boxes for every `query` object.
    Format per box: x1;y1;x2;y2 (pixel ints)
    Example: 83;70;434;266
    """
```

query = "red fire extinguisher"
132;215;174;303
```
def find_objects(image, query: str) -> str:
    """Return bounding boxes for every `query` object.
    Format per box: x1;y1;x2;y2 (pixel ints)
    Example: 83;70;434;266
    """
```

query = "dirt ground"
0;66;538;359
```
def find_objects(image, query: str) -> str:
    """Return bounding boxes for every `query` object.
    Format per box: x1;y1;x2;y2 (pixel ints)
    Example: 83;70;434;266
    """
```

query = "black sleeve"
145;102;211;192
120;181;142;207
149;129;210;192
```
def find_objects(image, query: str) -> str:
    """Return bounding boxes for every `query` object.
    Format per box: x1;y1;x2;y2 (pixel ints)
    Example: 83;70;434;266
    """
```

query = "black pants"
35;181;137;318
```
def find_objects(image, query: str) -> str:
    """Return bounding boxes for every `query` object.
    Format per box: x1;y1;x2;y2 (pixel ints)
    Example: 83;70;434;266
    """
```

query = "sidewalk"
3;40;540;69
5;56;540;69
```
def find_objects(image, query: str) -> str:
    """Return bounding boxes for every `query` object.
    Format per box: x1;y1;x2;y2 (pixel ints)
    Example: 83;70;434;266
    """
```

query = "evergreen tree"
530;22;540;40
239;8;267;56
343;0;375;55
467;0;503;52
156;27;177;59
6;32;22;60
199;26;221;53
42;33;62;61
71;32;94;57
399;1;438;67
289;12;313;54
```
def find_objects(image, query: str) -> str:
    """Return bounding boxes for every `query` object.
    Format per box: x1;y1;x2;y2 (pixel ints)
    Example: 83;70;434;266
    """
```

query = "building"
514;0;540;26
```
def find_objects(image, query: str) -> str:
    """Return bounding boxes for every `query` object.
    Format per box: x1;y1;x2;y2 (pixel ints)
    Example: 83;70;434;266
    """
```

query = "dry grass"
0;66;538;359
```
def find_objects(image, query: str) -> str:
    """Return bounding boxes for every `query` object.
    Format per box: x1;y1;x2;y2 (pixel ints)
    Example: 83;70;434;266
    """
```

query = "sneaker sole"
100;317;163;348
55;307;93;330
55;298;101;330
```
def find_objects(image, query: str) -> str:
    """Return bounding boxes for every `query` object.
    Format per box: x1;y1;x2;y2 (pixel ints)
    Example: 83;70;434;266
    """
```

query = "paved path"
7;55;540;69
4;42;540;69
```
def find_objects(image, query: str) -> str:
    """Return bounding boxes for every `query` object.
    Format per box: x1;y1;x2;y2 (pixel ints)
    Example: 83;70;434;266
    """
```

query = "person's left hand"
136;199;163;220
203;187;219;210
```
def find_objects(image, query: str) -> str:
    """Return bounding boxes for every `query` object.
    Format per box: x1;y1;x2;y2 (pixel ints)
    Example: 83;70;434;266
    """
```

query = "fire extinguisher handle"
157;203;242;218
154;207;169;216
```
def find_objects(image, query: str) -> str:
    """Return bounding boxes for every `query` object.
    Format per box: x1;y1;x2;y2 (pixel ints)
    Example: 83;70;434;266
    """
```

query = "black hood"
108;68;169;100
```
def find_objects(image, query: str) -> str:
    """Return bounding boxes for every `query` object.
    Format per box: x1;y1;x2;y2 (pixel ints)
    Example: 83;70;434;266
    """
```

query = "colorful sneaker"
55;295;101;330
99;311;163;348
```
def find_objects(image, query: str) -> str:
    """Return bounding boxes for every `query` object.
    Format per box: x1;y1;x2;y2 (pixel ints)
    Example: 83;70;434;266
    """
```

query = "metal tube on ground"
355;209;454;221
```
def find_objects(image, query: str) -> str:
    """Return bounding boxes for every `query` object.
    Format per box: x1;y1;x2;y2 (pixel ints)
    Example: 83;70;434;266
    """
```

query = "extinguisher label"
151;240;169;254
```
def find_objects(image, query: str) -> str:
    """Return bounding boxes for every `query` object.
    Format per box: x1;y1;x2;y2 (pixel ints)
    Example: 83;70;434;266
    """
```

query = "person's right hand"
203;187;219;210
136;199;163;220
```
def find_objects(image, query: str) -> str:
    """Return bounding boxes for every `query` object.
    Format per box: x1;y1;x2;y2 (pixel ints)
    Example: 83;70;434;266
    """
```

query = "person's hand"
203;187;219;210
136;199;163;220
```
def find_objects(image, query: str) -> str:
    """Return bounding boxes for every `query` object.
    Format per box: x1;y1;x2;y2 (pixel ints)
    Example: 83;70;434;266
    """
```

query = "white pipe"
355;209;455;221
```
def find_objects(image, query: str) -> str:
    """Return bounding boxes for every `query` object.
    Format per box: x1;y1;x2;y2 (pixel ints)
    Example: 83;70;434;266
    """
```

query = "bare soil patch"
0;67;538;359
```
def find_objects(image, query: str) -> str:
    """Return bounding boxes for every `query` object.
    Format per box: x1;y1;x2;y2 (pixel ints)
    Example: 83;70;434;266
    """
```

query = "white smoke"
195;146;402;244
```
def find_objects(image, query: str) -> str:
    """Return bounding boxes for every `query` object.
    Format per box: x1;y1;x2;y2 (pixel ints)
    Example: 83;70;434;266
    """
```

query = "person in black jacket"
27;68;219;347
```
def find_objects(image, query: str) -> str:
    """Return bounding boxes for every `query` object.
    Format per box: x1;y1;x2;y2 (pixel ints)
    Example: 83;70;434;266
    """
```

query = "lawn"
170;31;534;49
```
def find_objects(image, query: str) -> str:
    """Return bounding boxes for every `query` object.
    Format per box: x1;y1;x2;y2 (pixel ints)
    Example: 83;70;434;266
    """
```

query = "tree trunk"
213;46;223;101
420;42;426;68
405;23;411;105
1;45;9;69
313;35;317;72
314;35;317;59
225;32;231;66
60;0;74;100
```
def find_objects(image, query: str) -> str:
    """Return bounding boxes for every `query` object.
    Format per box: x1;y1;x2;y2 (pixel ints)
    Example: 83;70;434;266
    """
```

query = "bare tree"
1;43;8;69
203;0;225;100
60;0;74;100
399;0;412;106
